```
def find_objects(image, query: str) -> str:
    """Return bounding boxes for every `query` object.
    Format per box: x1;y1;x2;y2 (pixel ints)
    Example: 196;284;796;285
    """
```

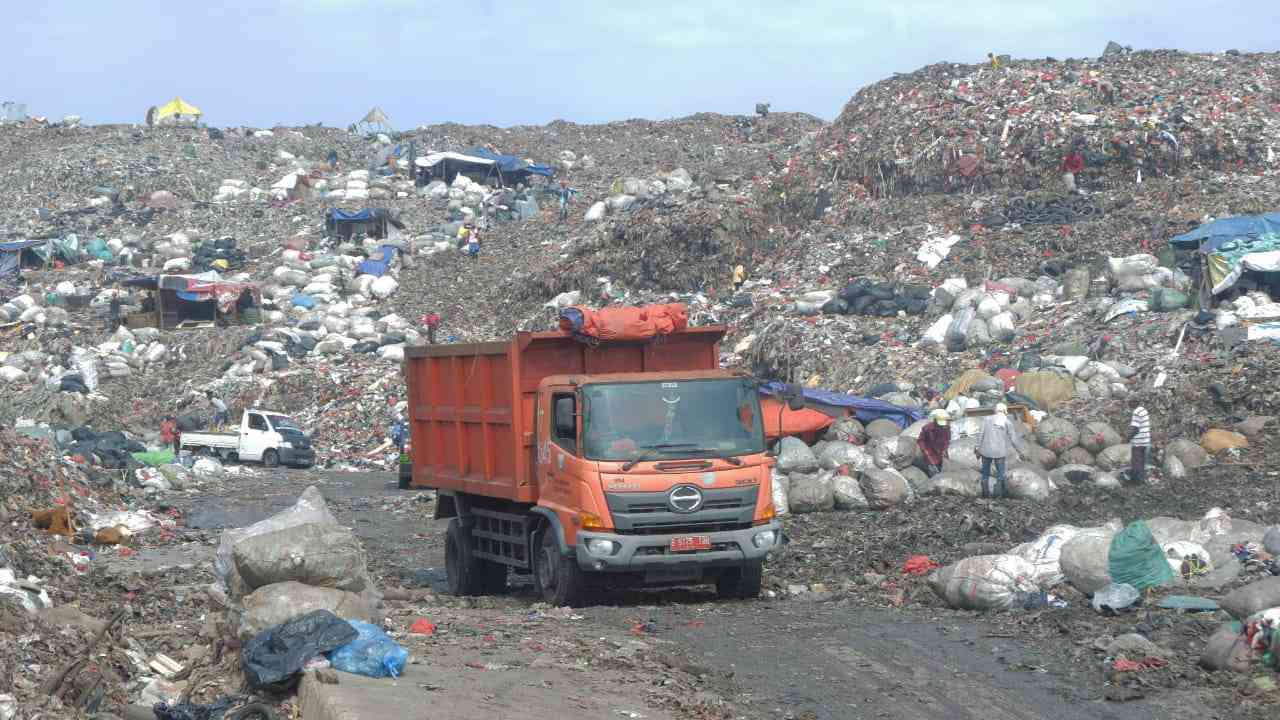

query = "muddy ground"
138;466;1275;720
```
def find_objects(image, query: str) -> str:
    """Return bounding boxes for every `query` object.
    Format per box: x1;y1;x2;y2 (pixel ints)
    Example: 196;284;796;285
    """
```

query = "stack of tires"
821;279;930;317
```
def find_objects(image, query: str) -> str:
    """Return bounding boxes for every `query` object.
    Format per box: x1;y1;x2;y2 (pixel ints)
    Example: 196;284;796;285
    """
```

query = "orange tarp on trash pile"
761;397;835;441
559;303;688;341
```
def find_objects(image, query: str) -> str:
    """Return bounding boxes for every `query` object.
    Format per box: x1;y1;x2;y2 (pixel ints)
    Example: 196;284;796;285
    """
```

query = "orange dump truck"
402;326;781;604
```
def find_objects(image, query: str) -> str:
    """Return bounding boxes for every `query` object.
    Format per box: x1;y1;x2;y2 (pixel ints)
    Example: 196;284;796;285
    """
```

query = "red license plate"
669;535;712;552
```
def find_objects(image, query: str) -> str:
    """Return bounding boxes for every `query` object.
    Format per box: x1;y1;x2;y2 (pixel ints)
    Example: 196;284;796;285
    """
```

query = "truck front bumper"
573;521;782;572
279;447;315;467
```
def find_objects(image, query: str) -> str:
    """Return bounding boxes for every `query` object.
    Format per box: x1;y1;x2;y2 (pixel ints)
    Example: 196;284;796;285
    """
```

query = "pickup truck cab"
180;409;315;468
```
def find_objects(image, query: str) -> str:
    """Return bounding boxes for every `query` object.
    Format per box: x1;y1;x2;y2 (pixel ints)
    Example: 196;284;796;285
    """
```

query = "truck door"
537;389;584;524
240;412;271;461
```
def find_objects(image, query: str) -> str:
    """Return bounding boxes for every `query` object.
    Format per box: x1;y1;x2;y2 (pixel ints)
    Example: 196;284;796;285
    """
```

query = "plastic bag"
233;523;370;595
1010;525;1079;588
1221;578;1280;620
832;472;869;510
787;471;834;513
242;609;358;689
1091;583;1139;613
770;470;790;516
328;620;409;678
945;307;975;351
215;486;338;595
859;468;909;509
775;437;818;473
1060;528;1115;594
1108;521;1176;591
929;554;1039;611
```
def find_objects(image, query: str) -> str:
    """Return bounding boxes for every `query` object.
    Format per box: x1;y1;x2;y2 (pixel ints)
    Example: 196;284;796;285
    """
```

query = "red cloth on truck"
559;303;689;341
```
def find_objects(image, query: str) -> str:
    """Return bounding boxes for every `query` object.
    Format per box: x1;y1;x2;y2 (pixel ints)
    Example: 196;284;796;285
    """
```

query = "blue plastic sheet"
291;293;316;309
758;381;924;429
328;620;408;678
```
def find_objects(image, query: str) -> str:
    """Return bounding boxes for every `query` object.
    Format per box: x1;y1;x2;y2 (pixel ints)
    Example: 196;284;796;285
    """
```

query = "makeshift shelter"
414;151;495;186
356;106;392;134
0;240;45;280
147;98;202;126
1169;212;1280;299
121;272;259;329
323;208;403;240
464;147;555;185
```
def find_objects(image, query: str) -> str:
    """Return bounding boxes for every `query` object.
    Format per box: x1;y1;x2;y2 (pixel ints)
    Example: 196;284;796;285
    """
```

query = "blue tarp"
357;245;399;277
1169;212;1280;252
328;208;375;222
0;239;44;279
465;148;555;178
759;381;925;429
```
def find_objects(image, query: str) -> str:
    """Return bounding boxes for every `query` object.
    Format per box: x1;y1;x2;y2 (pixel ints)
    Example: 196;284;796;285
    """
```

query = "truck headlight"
586;538;619;557
752;530;777;549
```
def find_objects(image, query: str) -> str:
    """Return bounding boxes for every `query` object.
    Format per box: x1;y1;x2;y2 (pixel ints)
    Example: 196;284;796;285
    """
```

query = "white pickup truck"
180;409;315;468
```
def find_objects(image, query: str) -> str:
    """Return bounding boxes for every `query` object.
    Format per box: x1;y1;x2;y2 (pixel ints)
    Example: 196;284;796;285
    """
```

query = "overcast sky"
9;1;1277;128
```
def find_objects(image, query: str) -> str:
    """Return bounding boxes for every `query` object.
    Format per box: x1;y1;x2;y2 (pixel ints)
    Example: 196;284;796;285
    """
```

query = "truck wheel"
534;527;582;606
262;449;279;468
445;519;487;596
716;561;764;600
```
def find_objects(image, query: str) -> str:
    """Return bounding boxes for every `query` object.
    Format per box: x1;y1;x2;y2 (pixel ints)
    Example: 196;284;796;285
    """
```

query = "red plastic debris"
902;555;940;576
1113;657;1167;672
409;618;437;636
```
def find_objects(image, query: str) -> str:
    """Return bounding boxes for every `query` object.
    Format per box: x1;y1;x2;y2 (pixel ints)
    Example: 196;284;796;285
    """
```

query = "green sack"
132;449;175;467
1108;520;1175;591
1149;287;1189;311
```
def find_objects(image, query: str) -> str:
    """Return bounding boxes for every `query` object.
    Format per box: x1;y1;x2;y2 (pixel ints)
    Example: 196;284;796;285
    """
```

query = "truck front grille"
604;486;757;535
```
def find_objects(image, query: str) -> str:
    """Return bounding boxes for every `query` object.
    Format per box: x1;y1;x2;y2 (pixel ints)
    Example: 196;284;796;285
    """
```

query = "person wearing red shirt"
1060;151;1085;193
420;312;441;344
916;409;952;476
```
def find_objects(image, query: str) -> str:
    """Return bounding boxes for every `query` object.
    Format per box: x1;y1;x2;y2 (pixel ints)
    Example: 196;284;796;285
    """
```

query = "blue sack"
291;293;316;309
328;621;408;678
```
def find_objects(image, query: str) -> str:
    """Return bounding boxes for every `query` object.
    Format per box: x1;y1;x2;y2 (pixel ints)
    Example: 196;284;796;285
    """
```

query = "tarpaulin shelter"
356;245;400;277
1169;212;1280;297
356;106;392;133
465;147;555;184
121;272;258;329
414;151;495;186
0;240;47;279
147;98;202;126
323;208;403;240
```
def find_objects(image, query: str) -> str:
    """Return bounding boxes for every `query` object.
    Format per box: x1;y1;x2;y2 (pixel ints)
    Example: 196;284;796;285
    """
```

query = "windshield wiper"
621;443;743;471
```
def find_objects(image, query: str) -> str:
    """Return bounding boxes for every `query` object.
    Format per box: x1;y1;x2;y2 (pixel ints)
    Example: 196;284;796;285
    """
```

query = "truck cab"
530;371;779;602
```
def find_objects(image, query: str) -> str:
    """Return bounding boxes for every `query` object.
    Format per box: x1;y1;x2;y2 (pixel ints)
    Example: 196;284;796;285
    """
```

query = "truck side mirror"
554;397;576;437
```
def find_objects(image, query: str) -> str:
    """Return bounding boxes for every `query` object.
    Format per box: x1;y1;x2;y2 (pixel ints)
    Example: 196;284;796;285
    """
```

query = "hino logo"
667;485;704;513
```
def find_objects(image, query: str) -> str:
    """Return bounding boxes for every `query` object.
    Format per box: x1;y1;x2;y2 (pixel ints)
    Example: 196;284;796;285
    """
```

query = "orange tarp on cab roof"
761;396;836;441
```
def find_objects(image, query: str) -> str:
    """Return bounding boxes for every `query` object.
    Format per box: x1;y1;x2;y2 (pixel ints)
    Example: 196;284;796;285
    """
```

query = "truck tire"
444;519;505;596
716;561;764;600
262;449;279;468
534;527;582;606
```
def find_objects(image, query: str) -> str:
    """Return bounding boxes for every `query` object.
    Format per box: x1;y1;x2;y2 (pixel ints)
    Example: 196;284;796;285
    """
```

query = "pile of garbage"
212;486;405;689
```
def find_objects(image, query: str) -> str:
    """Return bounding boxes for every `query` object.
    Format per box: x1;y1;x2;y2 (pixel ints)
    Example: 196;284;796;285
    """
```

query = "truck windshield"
266;415;301;432
581;379;764;461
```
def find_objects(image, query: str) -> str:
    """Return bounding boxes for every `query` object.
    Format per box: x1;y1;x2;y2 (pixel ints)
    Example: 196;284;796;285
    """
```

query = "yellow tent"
151;97;202;124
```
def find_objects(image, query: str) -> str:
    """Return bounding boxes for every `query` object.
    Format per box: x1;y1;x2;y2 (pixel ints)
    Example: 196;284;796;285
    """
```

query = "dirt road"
172;467;1218;720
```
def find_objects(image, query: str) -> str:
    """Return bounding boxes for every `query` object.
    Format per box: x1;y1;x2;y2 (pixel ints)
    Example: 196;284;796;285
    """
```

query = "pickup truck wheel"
716;560;764;600
445;519;504;596
534;528;582;606
262;449;279;468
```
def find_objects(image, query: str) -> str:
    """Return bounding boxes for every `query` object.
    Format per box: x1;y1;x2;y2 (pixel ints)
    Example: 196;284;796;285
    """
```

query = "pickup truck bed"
180;432;238;450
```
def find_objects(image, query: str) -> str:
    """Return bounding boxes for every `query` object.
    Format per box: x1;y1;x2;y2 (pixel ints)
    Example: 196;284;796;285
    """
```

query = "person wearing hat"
916;409;951;476
976;403;1024;498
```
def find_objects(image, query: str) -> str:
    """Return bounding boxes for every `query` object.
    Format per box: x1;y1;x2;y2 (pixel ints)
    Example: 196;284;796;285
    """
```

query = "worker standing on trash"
916;409;951;476
420;312;441;344
556;179;577;222
976;403;1022;498
1060;147;1085;193
107;286;122;331
160;416;180;456
465;223;481;259
732;264;746;292
206;391;229;430
1126;398;1151;484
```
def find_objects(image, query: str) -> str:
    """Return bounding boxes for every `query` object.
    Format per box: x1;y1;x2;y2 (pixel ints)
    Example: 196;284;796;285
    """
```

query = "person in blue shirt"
555;180;577;222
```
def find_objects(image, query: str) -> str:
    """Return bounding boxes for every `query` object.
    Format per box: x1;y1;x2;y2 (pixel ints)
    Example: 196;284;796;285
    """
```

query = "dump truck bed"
402;327;725;502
